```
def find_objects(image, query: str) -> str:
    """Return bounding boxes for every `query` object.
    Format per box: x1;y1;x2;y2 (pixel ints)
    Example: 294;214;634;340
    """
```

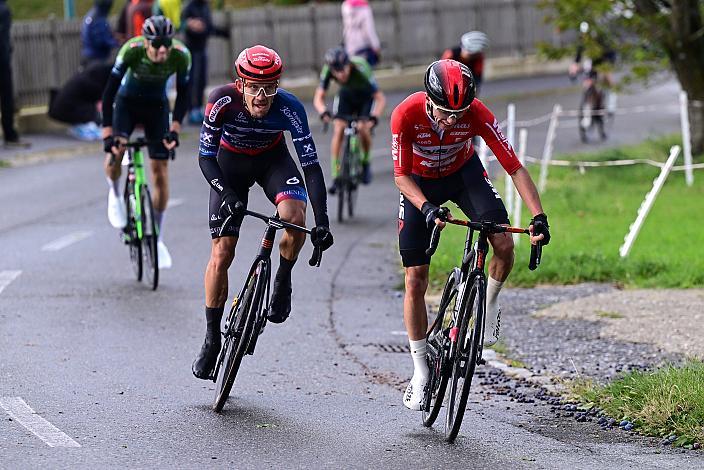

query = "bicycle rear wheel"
140;186;159;290
124;180;142;281
445;275;485;442
422;269;460;427
213;261;266;412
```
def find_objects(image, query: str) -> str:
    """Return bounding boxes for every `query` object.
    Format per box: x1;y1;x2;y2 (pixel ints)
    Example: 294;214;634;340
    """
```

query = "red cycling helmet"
424;59;476;112
234;45;283;82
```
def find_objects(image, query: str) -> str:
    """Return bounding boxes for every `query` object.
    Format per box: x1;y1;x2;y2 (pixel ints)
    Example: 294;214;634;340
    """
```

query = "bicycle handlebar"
424;208;543;270
218;209;324;267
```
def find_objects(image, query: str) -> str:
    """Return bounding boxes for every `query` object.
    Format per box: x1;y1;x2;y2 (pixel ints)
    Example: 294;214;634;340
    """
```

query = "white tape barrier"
507;103;680;128
538;104;562;193
619;146;681;258
522;154;704;171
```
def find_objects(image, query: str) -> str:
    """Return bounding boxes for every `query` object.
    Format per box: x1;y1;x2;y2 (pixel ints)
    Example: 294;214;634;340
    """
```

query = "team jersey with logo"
198;84;328;226
112;36;191;100
390;92;522;179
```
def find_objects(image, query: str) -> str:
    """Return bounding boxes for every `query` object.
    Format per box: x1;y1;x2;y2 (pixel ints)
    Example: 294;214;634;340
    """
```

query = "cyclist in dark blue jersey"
192;45;334;380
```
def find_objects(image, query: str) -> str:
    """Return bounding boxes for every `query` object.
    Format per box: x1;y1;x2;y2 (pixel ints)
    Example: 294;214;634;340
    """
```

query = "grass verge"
430;134;704;289
569;360;704;447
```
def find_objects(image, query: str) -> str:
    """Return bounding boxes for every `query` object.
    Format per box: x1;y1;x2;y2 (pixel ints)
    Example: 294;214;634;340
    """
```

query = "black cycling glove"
530;213;551;245
218;190;244;220
311;226;334;251
164;130;179;147
421;202;444;229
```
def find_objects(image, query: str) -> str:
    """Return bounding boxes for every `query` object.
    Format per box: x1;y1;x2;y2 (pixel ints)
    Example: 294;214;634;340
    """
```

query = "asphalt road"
1;74;700;468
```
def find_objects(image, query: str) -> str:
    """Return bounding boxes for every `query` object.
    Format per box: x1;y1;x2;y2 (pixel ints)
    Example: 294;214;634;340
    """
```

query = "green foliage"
572;360;704;447
430;135;704;289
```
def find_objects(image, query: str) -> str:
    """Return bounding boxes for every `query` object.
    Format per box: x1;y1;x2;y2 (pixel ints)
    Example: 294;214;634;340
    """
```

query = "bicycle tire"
422;269;460;427
124;178;143;281
445;275;485;442
347;136;360;219
140;186;159;291
213;261;266;412
337;135;351;223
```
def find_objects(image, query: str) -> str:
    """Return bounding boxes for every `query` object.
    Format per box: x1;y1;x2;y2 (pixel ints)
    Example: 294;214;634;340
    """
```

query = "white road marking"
168;197;185;208
0;270;21;294
0;397;80;448
41;231;93;252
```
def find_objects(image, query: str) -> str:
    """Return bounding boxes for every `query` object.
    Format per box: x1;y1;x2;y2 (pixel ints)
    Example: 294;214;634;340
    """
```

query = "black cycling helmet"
325;46;350;70
142;15;175;42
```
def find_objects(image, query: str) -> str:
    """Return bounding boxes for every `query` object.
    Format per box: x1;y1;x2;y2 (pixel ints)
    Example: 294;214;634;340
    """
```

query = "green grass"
595;310;624;319
430;135;704;289
570;360;704;447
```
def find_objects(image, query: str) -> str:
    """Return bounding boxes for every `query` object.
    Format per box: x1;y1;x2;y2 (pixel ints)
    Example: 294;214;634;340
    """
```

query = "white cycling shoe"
157;241;172;269
107;189;127;229
483;306;501;347
403;374;428;411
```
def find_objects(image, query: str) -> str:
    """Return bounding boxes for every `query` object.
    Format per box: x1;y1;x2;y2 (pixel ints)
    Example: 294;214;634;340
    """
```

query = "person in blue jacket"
81;0;119;66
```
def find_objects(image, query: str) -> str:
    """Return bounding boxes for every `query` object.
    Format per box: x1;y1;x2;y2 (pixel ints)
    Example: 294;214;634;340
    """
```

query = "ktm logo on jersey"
417;132;431;138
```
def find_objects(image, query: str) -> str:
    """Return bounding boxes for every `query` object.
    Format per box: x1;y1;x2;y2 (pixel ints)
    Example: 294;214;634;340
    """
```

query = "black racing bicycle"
421;208;542;442
111;138;160;290
325;114;364;223
212;209;323;412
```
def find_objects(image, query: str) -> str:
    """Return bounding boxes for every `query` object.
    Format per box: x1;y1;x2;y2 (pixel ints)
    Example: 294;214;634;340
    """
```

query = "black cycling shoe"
192;334;221;380
267;278;292;324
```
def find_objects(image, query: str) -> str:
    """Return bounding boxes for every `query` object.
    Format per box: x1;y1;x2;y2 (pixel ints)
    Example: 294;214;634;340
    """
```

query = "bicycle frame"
127;146;147;240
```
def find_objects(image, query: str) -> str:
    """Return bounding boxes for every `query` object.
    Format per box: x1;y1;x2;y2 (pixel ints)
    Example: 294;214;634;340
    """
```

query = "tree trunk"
670;53;704;157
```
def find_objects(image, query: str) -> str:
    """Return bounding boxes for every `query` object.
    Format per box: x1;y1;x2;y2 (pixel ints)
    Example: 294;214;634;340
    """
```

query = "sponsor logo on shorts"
208;96;232;122
286;177;300;185
210;178;224;191
211;213;220;221
485;175;501;199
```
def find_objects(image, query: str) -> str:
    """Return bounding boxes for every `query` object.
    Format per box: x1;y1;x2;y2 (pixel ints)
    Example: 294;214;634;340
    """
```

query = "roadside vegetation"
430;135;704;289
570;360;704;448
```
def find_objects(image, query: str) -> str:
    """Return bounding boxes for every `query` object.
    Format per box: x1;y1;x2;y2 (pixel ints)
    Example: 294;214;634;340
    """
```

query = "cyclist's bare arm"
510;167;546;244
371;89;386;119
312;87;328;117
395;175;447;228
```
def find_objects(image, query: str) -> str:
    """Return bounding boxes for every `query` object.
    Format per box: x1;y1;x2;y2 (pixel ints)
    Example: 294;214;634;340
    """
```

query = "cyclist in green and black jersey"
101;16;191;269
313;46;385;191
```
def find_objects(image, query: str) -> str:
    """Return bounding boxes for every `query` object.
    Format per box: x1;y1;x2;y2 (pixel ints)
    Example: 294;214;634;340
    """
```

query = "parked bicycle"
326;114;364;223
420;208;542;442
211;209;323;412
110;138;160;290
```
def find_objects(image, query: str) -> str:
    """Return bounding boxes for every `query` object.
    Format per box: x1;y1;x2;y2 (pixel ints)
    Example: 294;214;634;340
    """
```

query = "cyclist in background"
192;45;334;380
101;16;191;269
391;59;550;410
313;46;385;191
441;31;489;96
568;21;617;116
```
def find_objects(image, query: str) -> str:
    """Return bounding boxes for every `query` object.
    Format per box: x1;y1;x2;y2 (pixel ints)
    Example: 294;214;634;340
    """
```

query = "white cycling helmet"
460;31;489;54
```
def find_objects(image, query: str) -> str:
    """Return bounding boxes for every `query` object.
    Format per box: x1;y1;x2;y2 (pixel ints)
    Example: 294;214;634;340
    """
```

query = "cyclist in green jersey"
101;16;191;269
313;46;385;190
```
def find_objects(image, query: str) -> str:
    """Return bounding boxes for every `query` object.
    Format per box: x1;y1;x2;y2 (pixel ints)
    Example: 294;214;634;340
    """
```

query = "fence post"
679;91;694;186
538;103;561;193
619;145;681;257
392;0;403;67
504;103;516;215
512;128;528;243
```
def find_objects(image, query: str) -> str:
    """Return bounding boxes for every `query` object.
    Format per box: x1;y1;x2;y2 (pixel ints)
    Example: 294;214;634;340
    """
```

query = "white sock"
409;338;428;380
106;177;120;197
154;210;165;241
486;277;504;315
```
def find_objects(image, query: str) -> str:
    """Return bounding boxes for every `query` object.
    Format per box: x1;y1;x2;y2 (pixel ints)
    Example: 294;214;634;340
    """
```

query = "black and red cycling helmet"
424;59;476;112
234;45;283;82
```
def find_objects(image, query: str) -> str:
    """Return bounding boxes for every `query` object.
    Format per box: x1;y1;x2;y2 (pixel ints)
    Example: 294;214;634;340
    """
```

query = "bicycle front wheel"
140;186;159;291
445;275;485;442
213;261;266;412
124;180;142;281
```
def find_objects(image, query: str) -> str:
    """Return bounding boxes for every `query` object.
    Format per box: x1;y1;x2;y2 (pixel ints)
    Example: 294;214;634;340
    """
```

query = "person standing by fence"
181;0;229;124
0;0;29;148
81;0;119;66
126;0;154;38
341;0;381;67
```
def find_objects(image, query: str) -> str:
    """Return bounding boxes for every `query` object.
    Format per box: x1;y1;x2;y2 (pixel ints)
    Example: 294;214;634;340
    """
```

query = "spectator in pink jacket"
341;0;380;67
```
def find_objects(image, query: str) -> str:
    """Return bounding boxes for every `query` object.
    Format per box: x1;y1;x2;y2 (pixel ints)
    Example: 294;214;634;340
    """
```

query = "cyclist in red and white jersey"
391;59;551;410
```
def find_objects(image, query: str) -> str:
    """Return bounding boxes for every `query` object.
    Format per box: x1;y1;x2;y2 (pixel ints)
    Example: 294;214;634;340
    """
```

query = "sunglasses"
149;38;173;49
242;81;278;98
432;103;469;121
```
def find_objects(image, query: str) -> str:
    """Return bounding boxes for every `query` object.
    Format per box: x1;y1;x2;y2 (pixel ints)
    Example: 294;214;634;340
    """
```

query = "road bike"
327;115;364;223
113;138;160;290
212;209;323;412
421;208;542;442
